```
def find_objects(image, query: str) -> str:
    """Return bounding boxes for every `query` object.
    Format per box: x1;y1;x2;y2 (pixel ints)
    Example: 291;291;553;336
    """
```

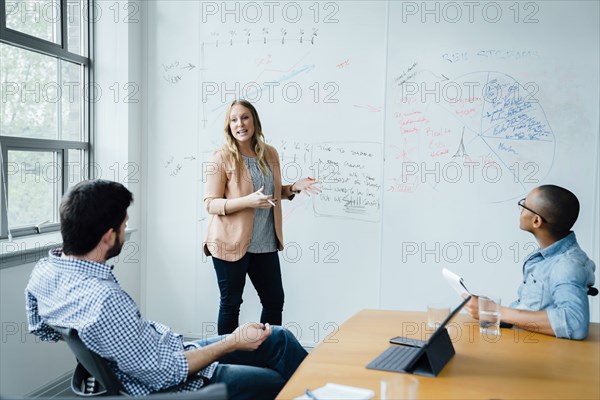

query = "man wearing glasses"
464;185;596;340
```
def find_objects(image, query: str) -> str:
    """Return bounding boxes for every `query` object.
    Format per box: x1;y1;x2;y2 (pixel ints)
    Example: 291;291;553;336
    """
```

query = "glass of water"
479;296;501;336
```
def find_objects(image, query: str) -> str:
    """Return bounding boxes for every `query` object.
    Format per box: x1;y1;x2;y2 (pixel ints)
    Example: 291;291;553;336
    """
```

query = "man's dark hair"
537;184;579;236
60;180;133;255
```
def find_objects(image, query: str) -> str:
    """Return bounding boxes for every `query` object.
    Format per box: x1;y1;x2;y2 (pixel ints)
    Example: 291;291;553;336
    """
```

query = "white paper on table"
442;268;471;297
294;383;375;400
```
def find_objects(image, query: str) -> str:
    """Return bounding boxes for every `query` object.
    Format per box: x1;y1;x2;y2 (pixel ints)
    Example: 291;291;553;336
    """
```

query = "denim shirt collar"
525;231;577;263
539;231;577;259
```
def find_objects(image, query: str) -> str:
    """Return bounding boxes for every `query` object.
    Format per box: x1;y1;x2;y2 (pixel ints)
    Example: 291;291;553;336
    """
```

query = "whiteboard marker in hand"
257;187;276;207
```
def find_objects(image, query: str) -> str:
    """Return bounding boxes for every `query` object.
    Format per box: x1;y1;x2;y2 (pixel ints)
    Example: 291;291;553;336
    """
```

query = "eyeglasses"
518;198;547;222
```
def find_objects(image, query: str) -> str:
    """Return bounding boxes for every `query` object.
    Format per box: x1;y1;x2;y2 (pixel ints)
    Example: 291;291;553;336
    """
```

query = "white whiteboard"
145;1;599;345
380;0;600;314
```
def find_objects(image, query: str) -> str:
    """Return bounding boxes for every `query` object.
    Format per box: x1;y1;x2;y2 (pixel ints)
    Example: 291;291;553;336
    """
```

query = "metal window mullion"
82;61;91;178
57;59;63;140
82;0;88;58
60;0;68;52
80;64;86;142
0;143;8;238
54;0;62;48
86;0;94;179
0;0;6;32
57;149;66;223
0;136;87;151
53;151;60;225
62;148;69;195
0;28;89;67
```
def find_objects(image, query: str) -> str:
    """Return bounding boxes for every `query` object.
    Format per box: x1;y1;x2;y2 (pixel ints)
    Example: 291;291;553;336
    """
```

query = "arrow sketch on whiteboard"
162;61;197;85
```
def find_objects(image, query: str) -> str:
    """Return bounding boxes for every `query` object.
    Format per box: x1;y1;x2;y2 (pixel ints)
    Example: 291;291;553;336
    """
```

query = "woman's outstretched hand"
292;178;321;196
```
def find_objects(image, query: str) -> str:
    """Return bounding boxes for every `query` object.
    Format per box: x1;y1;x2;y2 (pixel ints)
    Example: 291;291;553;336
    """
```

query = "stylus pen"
305;388;319;400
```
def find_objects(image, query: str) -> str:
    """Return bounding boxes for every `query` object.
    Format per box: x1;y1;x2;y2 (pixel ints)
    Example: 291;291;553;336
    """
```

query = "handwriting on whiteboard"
275;140;383;222
164;155;196;176
162;61;196;85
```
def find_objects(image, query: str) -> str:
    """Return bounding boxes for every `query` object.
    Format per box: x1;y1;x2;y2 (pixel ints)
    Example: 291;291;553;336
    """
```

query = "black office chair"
54;327;227;399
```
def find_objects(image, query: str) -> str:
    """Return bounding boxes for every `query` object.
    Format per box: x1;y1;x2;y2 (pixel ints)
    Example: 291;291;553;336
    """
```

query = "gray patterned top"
244;155;277;253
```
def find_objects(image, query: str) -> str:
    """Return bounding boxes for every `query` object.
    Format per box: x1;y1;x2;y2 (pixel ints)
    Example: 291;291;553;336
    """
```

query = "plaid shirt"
25;248;217;396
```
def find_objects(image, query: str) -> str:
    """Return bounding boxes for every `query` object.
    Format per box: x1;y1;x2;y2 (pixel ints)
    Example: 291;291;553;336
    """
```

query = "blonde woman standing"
203;99;319;334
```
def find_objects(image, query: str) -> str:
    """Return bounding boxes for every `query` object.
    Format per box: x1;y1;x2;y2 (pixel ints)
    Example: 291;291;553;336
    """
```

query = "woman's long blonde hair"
223;99;269;176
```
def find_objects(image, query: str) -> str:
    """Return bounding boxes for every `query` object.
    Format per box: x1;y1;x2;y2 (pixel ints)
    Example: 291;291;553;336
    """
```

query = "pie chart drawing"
425;71;556;202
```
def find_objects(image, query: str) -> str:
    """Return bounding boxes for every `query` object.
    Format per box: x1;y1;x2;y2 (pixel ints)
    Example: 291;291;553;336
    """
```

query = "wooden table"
277;310;600;399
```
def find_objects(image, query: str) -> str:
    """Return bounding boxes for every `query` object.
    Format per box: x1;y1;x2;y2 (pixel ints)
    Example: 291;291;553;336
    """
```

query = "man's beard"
105;236;124;260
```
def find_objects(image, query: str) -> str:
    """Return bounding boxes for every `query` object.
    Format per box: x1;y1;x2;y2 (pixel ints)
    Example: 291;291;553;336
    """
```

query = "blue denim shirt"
510;232;596;340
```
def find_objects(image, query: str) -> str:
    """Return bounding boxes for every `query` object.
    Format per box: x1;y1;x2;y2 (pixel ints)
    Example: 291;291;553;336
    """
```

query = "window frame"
0;0;93;240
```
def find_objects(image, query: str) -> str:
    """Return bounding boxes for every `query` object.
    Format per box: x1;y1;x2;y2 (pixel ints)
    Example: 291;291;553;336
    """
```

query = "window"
0;0;91;239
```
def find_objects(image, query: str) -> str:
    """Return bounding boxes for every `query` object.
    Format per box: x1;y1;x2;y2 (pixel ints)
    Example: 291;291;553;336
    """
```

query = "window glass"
61;60;83;141
0;43;59;140
7;150;58;228
66;0;88;56
5;0;62;44
67;148;84;188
